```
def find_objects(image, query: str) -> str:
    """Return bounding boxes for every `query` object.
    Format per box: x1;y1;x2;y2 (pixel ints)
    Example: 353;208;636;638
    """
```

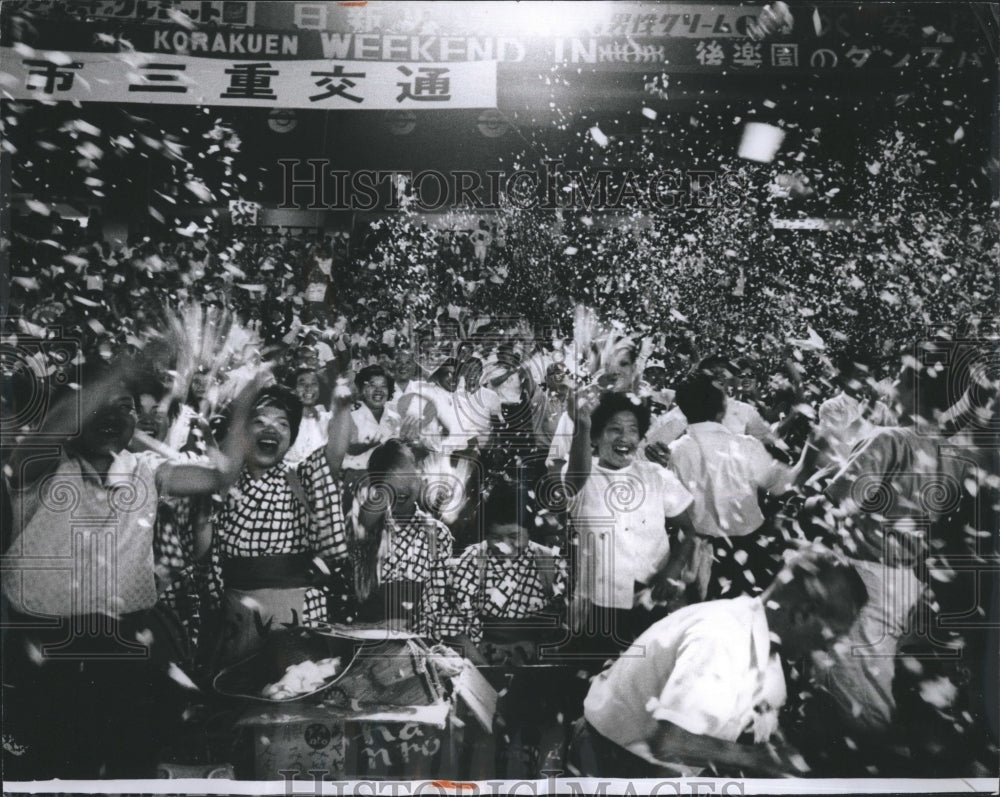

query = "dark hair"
675;372;727;424
484;479;530;530
589;392;651;442
355;364;394;396
833;349;874;379
782;546;869;629
897;340;965;421
133;381;165;406
432;357;457;375
697;354;737;375
252;385;303;443
366;438;416;484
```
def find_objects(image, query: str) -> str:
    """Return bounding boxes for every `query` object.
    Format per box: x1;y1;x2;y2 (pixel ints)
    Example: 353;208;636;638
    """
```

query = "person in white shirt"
563;391;696;656
450;355;502;449
386;348;420;412
644;355;776;464
3;358;264;779
569;545;867;778
284;367;332;465
343;365;401;471
815;354;896;470
667;372;822;601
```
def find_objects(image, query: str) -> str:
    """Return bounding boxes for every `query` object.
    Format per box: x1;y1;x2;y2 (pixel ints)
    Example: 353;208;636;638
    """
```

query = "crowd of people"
2;182;999;782
3;221;997;781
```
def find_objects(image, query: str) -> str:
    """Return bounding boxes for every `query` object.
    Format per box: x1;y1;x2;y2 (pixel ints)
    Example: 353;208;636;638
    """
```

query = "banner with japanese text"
2;23;989;74
10;0;255;26
0;48;497;109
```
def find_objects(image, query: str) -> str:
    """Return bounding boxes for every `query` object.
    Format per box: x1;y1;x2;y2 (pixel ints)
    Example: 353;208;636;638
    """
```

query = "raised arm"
325;379;354;473
564;387;598;496
157;369;268;496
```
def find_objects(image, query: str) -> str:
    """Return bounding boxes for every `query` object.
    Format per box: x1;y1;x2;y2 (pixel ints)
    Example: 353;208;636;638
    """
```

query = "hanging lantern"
477;109;509;138
267;109;298;133
385;110;417;135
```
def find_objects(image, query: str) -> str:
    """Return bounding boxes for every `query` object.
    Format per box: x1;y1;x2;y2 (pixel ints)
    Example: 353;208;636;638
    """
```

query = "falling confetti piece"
25;199;50;216
167;663;201;691
589;126;609;147
185;180;213;202
738;122;785;163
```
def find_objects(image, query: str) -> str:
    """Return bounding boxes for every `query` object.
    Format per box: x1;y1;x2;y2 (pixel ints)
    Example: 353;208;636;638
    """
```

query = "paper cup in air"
738;122;786;163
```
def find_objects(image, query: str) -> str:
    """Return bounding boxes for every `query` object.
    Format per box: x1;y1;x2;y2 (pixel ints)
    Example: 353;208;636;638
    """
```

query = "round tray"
212;627;360;704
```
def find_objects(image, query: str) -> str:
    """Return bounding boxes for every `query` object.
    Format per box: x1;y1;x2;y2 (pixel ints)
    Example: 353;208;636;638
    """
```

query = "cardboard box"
244;703;452;781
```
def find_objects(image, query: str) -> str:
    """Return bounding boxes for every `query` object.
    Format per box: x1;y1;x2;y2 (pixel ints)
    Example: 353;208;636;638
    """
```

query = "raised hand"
645;441;672;467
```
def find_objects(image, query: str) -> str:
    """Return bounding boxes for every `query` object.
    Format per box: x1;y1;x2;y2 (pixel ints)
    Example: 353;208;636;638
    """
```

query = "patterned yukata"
419;540;568;645
375;508;454;585
153;490;220;656
347;505;453;627
214;446;350;625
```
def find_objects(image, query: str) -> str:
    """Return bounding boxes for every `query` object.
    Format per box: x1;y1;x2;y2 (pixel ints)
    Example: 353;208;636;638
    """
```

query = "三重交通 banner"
0;48;497;109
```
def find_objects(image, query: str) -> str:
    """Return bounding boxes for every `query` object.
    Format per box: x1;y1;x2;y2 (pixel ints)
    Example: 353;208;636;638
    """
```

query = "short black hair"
483;479;530;530
697;354;737;375
782;546;869;629
675;371;726;424
252;384;303;443
366;439;416;485
589;392;651;442
355;364;394;396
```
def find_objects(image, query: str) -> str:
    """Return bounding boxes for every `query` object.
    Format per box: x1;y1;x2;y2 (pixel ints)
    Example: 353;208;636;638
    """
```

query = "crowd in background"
2;211;998;781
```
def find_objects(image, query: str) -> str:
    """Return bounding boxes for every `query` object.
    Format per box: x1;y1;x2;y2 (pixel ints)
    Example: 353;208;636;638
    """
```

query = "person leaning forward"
567;544;868;778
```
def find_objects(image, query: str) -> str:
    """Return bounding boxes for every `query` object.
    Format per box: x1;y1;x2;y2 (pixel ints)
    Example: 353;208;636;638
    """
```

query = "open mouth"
256;436;281;455
612;445;634;458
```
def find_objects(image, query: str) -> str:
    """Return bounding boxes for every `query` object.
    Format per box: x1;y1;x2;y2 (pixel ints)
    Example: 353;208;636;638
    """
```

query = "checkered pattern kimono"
153;490;220;653
418;540;567;644
376;508;454;585
214;447;349;623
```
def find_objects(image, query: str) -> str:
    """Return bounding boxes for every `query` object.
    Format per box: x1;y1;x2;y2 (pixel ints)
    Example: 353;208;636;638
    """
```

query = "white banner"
0;48;497;109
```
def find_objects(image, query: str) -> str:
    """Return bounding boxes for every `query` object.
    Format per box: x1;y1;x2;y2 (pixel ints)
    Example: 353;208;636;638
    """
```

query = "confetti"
738;122;785;163
589;126;609;147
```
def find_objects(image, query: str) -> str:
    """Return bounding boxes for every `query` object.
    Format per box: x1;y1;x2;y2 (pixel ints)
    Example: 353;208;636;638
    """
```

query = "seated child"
419;480;567;664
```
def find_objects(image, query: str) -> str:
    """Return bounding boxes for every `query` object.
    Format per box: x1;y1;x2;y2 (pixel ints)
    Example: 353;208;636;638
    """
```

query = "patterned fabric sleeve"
417;544;484;642
296;447;349;559
434;518;454;561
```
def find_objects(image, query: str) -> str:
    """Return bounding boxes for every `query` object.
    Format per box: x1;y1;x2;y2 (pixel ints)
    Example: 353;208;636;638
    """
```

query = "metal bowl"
212;626;360;704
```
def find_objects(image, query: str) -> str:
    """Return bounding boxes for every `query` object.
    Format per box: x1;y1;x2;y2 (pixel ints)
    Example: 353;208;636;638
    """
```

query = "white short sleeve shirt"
668;422;792;538
342;403;402;470
4;450;166;617
566;459;693;609
584;596;786;771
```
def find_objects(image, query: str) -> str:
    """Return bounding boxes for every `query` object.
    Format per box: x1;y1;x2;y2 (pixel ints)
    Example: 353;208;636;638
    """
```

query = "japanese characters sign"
258;2;759;38
12;0;255;26
4;24;988;73
0;49;498;109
